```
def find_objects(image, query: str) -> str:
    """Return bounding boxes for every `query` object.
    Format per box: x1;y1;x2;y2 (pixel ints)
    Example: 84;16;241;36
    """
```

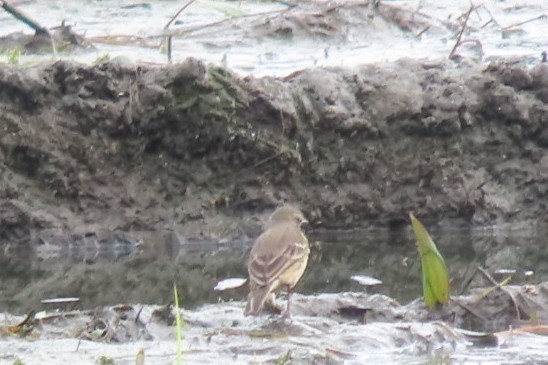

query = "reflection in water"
0;227;543;316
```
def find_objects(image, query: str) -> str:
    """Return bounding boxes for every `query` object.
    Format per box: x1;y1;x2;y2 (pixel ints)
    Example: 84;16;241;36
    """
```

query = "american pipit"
244;205;310;317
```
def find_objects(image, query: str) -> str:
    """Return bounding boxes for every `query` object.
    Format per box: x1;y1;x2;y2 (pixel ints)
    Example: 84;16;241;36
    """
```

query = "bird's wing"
248;224;309;287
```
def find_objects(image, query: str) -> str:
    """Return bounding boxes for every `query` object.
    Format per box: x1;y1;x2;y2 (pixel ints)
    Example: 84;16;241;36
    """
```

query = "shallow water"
2;227;548;364
0;0;547;76
1;226;545;314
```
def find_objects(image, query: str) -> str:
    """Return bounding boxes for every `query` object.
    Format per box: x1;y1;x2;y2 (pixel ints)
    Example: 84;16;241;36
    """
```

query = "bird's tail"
244;283;274;316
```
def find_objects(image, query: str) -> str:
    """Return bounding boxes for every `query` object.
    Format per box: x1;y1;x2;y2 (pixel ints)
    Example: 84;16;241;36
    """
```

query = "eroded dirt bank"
1;58;548;246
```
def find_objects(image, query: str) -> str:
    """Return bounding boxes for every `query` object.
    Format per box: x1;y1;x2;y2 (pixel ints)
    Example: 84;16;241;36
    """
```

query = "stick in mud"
477;266;522;322
449;4;475;59
167;35;172;64
1;0;49;35
164;0;197;30
458;266;479;295
162;0;196;63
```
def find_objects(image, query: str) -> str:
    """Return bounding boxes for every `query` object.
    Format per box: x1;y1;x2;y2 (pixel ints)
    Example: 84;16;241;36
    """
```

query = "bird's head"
268;205;308;227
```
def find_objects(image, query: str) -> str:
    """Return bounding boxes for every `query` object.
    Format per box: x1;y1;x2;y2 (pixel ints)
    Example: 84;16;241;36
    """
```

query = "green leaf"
173;282;183;365
409;213;450;307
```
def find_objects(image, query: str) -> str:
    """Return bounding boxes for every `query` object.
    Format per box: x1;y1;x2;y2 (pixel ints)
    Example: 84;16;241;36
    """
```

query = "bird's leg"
282;285;292;319
264;293;283;314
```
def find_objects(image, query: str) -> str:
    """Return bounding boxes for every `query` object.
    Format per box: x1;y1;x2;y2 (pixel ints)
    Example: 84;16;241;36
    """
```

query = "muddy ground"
3;284;548;365
2;1;548;363
1;56;548;248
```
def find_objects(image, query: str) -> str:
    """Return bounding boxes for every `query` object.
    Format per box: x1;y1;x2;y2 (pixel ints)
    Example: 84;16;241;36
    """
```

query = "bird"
244;205;310;317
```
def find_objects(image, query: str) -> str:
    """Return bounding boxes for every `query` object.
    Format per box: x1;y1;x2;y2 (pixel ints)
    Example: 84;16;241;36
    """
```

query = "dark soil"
1;58;548;247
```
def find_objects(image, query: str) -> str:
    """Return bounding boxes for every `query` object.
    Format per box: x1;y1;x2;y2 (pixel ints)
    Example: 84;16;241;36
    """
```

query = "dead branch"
15;310;36;328
164;0;197;30
162;6;295;39
161;0;224;63
478;266;522;321
449;5;475;59
1;0;49;35
458;266;478;295
415;26;430;38
480;18;494;29
501;14;547;31
479;6;501;29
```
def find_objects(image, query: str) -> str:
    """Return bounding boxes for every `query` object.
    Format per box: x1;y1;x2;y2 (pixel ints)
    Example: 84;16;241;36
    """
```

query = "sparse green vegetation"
96;355;114;365
274;350;293;365
6;48;22;65
174;282;183;365
93;53;111;65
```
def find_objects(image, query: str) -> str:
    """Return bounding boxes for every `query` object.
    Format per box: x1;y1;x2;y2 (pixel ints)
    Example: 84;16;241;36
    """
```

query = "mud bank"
1;58;548;246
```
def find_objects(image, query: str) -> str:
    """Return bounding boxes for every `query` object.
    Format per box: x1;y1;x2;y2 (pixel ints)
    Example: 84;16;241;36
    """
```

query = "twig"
477;267;504;286
451;298;489;322
478;274;511;299
94;4;292;50
480;18;493;29
469;1;483;22
162;0;197;63
449;5;475;59
15;310;36;327
455;39;483;57
415;26;430;38
458;266;478;295
2;1;58;56
477;266;522;321
501;14;547;31
479;6;501;29
164;0;196;30
135;306;144;324
1;0;49;34
163;6;295;38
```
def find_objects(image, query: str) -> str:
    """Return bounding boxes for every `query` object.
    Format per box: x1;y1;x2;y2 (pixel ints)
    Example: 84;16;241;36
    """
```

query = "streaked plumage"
244;205;309;317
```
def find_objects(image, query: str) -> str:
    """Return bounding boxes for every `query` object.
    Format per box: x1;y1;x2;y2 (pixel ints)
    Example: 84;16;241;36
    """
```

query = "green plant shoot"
173;282;183;365
409;213;450;307
7;49;22;65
